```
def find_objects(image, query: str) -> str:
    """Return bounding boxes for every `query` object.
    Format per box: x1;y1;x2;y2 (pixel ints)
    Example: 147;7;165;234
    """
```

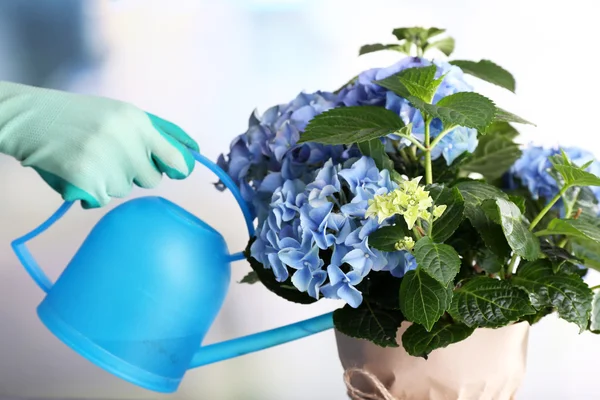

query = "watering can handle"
11;150;256;293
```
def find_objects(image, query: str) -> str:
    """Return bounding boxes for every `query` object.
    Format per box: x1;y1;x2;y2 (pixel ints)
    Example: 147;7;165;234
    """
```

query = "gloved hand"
0;81;198;208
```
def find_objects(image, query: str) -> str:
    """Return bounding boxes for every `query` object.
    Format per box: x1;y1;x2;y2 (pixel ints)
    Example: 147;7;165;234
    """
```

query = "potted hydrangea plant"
215;27;600;399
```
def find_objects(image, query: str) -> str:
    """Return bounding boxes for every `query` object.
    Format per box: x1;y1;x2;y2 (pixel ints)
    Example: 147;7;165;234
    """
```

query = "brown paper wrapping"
336;321;530;400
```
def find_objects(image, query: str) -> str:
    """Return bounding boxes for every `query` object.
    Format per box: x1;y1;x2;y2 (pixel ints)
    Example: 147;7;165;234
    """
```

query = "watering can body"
12;151;334;393
37;196;230;392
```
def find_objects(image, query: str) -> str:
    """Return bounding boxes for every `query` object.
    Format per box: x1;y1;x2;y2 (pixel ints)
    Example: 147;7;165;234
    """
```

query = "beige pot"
335;321;530;400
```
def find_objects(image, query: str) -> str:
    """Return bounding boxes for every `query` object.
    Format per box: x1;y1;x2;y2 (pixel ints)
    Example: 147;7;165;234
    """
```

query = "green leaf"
509;195;527;215
397;65;444;103
539;240;583;268
409;92;496;131
392;27;445;42
239;271;259;284
590;290;600;333
414;237;461;286
493;108;535;126
512;260;593;332
536;218;600;243
358;139;395;172
424;37;455;56
427;185;465;242
359;43;409;56
477;247;504;274
449;277;535;328
552;165;600;188
402;320;474;359
299;106;407;145
399;268;453;331
455;180;512;258
374;65;443;103
333;302;404;347
481;198;541;261
572;238;600;272
369;223;410;252
460;135;522;181
450;59;516;92
481;121;520;139
244;238;317;304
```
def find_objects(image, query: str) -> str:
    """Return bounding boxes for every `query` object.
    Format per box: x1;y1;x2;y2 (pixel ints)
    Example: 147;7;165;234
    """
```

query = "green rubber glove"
0;81;198;208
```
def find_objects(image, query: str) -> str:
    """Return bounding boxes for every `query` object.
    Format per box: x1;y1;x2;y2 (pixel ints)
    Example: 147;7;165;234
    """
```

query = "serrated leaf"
509;195;527;215
409;92;496;131
482;198;541;261
540;240;583;267
552;165;600;188
450;59;516;92
590;291;600;333
477;247;504;274
359;43;409;56
245;238;317;304
402;320;474;359
460;135;522;181
512;260;593;332
493;108;535;126
427;185;465;242
392;27;445;42
455;180;512;258
425;37;455;56
333;302;404;347
240;271;259;284
536;218;600;244
374;65;442;103
449;277;535;328
369;224;410;252
399;268;453;331
358;139;395;172
481;121;520;139
299;106;407;145
414;237;461;286
572;238;600;272
398;67;443;103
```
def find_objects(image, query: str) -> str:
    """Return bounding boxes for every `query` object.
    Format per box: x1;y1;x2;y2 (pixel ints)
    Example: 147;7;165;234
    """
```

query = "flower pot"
336;321;530;400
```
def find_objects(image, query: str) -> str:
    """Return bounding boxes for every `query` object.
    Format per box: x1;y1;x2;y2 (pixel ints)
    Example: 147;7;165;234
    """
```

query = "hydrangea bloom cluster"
250;156;417;308
507;145;600;206
336;57;478;165
216;91;359;223
216;56;479;228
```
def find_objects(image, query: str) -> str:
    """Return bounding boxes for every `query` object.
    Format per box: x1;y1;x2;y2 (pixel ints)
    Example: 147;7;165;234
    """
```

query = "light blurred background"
0;0;599;399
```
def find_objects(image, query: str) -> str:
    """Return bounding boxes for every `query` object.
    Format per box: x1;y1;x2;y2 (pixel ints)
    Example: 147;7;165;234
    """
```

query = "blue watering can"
11;150;334;393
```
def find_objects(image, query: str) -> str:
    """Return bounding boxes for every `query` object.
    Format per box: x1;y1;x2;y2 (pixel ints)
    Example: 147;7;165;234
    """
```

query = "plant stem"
424;116;433;185
397;133;427;152
557;237;569;249
529;186;569;231
590;284;600;291
507;253;520;276
429;125;457;150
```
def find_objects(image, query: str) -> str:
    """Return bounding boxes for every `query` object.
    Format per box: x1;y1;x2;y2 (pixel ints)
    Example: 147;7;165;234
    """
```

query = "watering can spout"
189;312;334;368
11;149;336;393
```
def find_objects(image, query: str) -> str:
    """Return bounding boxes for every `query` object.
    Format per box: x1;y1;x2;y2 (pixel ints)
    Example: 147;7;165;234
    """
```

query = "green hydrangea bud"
395;236;415;251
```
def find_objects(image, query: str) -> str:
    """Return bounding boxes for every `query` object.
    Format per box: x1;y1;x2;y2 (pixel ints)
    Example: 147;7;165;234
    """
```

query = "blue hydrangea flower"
337;57;477;166
507;145;600;207
250;156;416;307
320;263;364;308
217;91;357;225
